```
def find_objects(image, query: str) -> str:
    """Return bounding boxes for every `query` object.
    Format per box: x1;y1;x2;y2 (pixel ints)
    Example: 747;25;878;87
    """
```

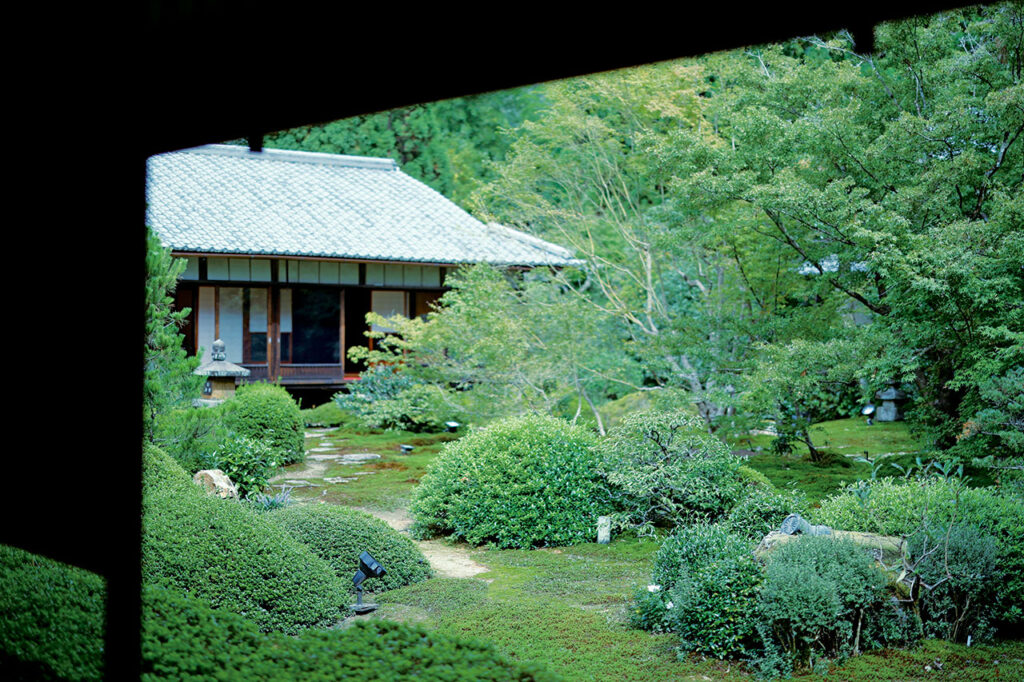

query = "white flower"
665;601;674;609
647;584;661;593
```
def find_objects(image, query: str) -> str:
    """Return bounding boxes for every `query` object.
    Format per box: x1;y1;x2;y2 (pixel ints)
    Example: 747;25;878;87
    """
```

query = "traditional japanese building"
146;144;579;391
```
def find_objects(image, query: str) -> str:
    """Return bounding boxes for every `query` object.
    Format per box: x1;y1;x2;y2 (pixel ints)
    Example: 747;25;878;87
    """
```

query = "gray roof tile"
146;144;581;267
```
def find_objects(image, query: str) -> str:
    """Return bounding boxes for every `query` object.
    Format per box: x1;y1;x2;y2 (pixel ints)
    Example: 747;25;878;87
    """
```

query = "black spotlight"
444;421;460;433
352;551;386;614
399;444;414;454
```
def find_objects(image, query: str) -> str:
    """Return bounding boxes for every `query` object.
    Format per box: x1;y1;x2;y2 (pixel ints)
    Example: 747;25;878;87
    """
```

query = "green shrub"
301;401;354;428
269;504;432;592
907;523;1001;643
815;477;1024;626
755;535;903;675
597;410;745;533
410;414;612;548
222;382;305;465
152;405;231;473
334;364;447;432
142;444;346;633
0;545;105;681
725;485;809;540
646;523;762;658
141;583;558;681
212;435;279;498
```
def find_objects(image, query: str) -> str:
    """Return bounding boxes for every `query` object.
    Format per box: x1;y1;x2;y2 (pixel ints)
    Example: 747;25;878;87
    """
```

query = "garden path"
353;506;490;580
277;427;491;580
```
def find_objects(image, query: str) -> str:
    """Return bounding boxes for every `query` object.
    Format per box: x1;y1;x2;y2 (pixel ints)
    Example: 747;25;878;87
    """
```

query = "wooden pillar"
268;261;280;381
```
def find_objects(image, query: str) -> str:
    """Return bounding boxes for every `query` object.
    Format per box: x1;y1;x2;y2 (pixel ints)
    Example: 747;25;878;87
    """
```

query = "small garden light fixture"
445;421;460;433
399;444;414;454
861;403;876;426
351;551;386;614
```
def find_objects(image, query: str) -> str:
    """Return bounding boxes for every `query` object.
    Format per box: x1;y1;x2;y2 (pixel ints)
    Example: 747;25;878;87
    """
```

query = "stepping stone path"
324;477;357;484
282;479;320;487
306;453;381;464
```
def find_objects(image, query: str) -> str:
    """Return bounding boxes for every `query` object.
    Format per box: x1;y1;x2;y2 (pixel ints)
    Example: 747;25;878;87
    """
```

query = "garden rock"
192;469;239;500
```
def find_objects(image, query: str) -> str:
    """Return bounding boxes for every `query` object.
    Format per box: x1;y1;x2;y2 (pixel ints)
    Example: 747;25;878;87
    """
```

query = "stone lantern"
193;339;250;407
874;381;908;422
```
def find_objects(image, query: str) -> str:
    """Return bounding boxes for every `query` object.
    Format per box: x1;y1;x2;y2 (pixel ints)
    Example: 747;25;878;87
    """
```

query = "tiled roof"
146;144;581;267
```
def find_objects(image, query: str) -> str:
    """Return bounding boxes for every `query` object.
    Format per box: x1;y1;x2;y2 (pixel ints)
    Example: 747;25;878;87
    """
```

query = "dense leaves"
410;415;613;548
141;445;347;633
269;504;433;593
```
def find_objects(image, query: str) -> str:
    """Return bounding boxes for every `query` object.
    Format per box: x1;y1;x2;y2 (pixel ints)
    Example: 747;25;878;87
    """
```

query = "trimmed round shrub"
725;485;809;540
0;545;105;681
211;435;279;498
597;410;745;533
142;444;347;633
755;535;900;675
815;477;1024;626
410;414;611;548
142;583;559;681
222;382;305;465
269;504;432;592
644;523;763;658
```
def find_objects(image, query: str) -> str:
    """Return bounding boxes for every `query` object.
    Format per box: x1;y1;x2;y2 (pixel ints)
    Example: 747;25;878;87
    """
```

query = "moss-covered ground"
282;411;1023;681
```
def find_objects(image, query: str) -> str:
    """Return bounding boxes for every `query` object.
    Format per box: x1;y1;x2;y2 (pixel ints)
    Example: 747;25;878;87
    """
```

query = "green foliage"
335;364;446;432
268;504;432;592
141;444;347;633
644;523;762;658
815;477;1024;626
264;86;547;207
410;414;612;548
907;523;1001;643
144;225;202;441
755;536;901;675
597;410;745;533
665;6;1024;454
301;400;355;428
142;582;559;681
222;382;305;465
348;265;637;430
243;486;294;513
0;545;105;681
212;435;279;498
151;405;231;473
745;338;863;461
724;484;809;540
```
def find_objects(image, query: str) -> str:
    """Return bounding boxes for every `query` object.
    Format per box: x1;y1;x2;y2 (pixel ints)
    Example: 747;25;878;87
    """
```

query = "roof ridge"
172;143;399;171
483;222;578;261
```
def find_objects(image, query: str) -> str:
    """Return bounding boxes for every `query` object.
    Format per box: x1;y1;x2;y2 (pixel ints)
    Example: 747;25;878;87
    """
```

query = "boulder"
192;469;239;500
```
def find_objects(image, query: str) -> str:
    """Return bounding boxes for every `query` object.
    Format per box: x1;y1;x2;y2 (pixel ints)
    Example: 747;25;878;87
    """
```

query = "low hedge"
142;444;347;633
0;549;556;681
0;545;105;681
269;504;432;593
410;414;612;549
141;583;558;681
222;382;305;465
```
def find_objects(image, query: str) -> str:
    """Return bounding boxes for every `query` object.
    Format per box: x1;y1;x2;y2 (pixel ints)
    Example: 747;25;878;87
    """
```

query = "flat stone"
338;453;380;464
283;479;321;487
307;454;344;461
324;477;357;484
308;446;339;453
351;471;377;476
